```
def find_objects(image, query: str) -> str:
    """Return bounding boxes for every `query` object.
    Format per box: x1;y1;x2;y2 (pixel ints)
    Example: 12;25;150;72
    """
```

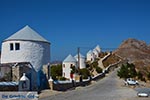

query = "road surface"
40;68;149;100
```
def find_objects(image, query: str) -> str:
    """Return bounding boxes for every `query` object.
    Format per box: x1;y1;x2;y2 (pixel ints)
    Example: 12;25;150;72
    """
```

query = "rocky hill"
114;38;150;77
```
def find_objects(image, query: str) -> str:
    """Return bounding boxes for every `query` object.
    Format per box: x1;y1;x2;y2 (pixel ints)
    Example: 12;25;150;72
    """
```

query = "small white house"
86;50;95;62
62;54;77;79
74;53;86;69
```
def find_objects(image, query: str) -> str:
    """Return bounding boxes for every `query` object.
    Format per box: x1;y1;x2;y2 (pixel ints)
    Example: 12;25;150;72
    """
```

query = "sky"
0;0;150;61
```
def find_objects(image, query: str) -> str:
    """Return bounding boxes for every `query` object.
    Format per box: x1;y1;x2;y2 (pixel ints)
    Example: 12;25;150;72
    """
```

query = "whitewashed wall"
1;40;50;72
62;62;76;79
93;49;99;58
86;53;94;62
74;56;86;69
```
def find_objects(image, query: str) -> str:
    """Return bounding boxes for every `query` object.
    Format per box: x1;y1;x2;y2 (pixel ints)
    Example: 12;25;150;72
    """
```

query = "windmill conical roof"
95;45;101;52
87;50;93;54
63;54;77;62
4;25;49;43
93;49;99;53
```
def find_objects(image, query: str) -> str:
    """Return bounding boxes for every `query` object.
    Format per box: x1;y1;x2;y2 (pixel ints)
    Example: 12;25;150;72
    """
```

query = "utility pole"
78;47;80;69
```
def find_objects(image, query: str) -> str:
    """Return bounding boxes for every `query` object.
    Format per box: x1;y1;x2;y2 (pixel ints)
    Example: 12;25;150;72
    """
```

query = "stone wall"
51;79;91;91
12;62;38;91
53;82;73;91
12;62;33;82
107;59;128;72
0;85;18;91
0;65;12;81
92;73;105;81
42;64;49;79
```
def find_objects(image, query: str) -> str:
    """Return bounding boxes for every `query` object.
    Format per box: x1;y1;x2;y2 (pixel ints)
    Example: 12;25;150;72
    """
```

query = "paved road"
40;69;149;100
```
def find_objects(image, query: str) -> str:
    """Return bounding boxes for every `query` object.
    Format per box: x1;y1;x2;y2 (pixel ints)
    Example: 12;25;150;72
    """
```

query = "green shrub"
91;61;98;68
147;72;150;81
51;64;62;80
58;76;66;81
96;66;102;73
117;63;137;79
137;71;143;80
79;68;90;79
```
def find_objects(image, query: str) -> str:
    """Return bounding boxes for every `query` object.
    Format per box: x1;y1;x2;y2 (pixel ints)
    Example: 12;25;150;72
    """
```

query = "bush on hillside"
91;61;98;68
117;63;137;79
95;66;102;73
137;71;143;80
147;72;150;81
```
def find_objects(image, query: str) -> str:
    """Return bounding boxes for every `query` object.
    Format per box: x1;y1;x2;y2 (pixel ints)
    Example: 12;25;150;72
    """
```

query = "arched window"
22;81;27;89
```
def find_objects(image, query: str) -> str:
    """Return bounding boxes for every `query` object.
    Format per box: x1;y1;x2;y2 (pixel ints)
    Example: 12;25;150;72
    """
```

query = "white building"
93;45;101;59
0;25;50;89
74;53;86;69
95;45;101;53
1;25;50;72
93;49;99;58
62;54;77;79
86;45;101;62
86;50;95;62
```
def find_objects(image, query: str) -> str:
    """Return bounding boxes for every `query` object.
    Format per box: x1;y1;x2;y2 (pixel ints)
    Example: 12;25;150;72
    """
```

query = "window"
15;43;20;50
63;64;65;68
70;64;73;68
10;43;14;51
63;73;65;77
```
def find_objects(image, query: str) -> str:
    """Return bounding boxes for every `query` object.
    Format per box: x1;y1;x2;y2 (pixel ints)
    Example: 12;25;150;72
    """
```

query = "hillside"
103;54;121;68
114;38;150;77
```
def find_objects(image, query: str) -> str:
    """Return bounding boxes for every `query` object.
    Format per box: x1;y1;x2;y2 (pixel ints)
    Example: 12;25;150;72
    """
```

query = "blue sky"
0;0;150;61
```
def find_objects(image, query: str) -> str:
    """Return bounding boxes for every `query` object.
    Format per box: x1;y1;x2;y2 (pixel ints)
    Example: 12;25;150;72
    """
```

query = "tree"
117;64;129;79
79;68;90;79
127;63;137;78
51;64;62;80
70;66;78;74
117;63;137;79
137;71;142;80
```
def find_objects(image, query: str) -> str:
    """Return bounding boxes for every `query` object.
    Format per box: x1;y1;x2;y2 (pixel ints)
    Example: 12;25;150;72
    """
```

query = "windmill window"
63;73;65;77
70;64;73;68
63;64;65;68
10;43;14;51
15;43;20;50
